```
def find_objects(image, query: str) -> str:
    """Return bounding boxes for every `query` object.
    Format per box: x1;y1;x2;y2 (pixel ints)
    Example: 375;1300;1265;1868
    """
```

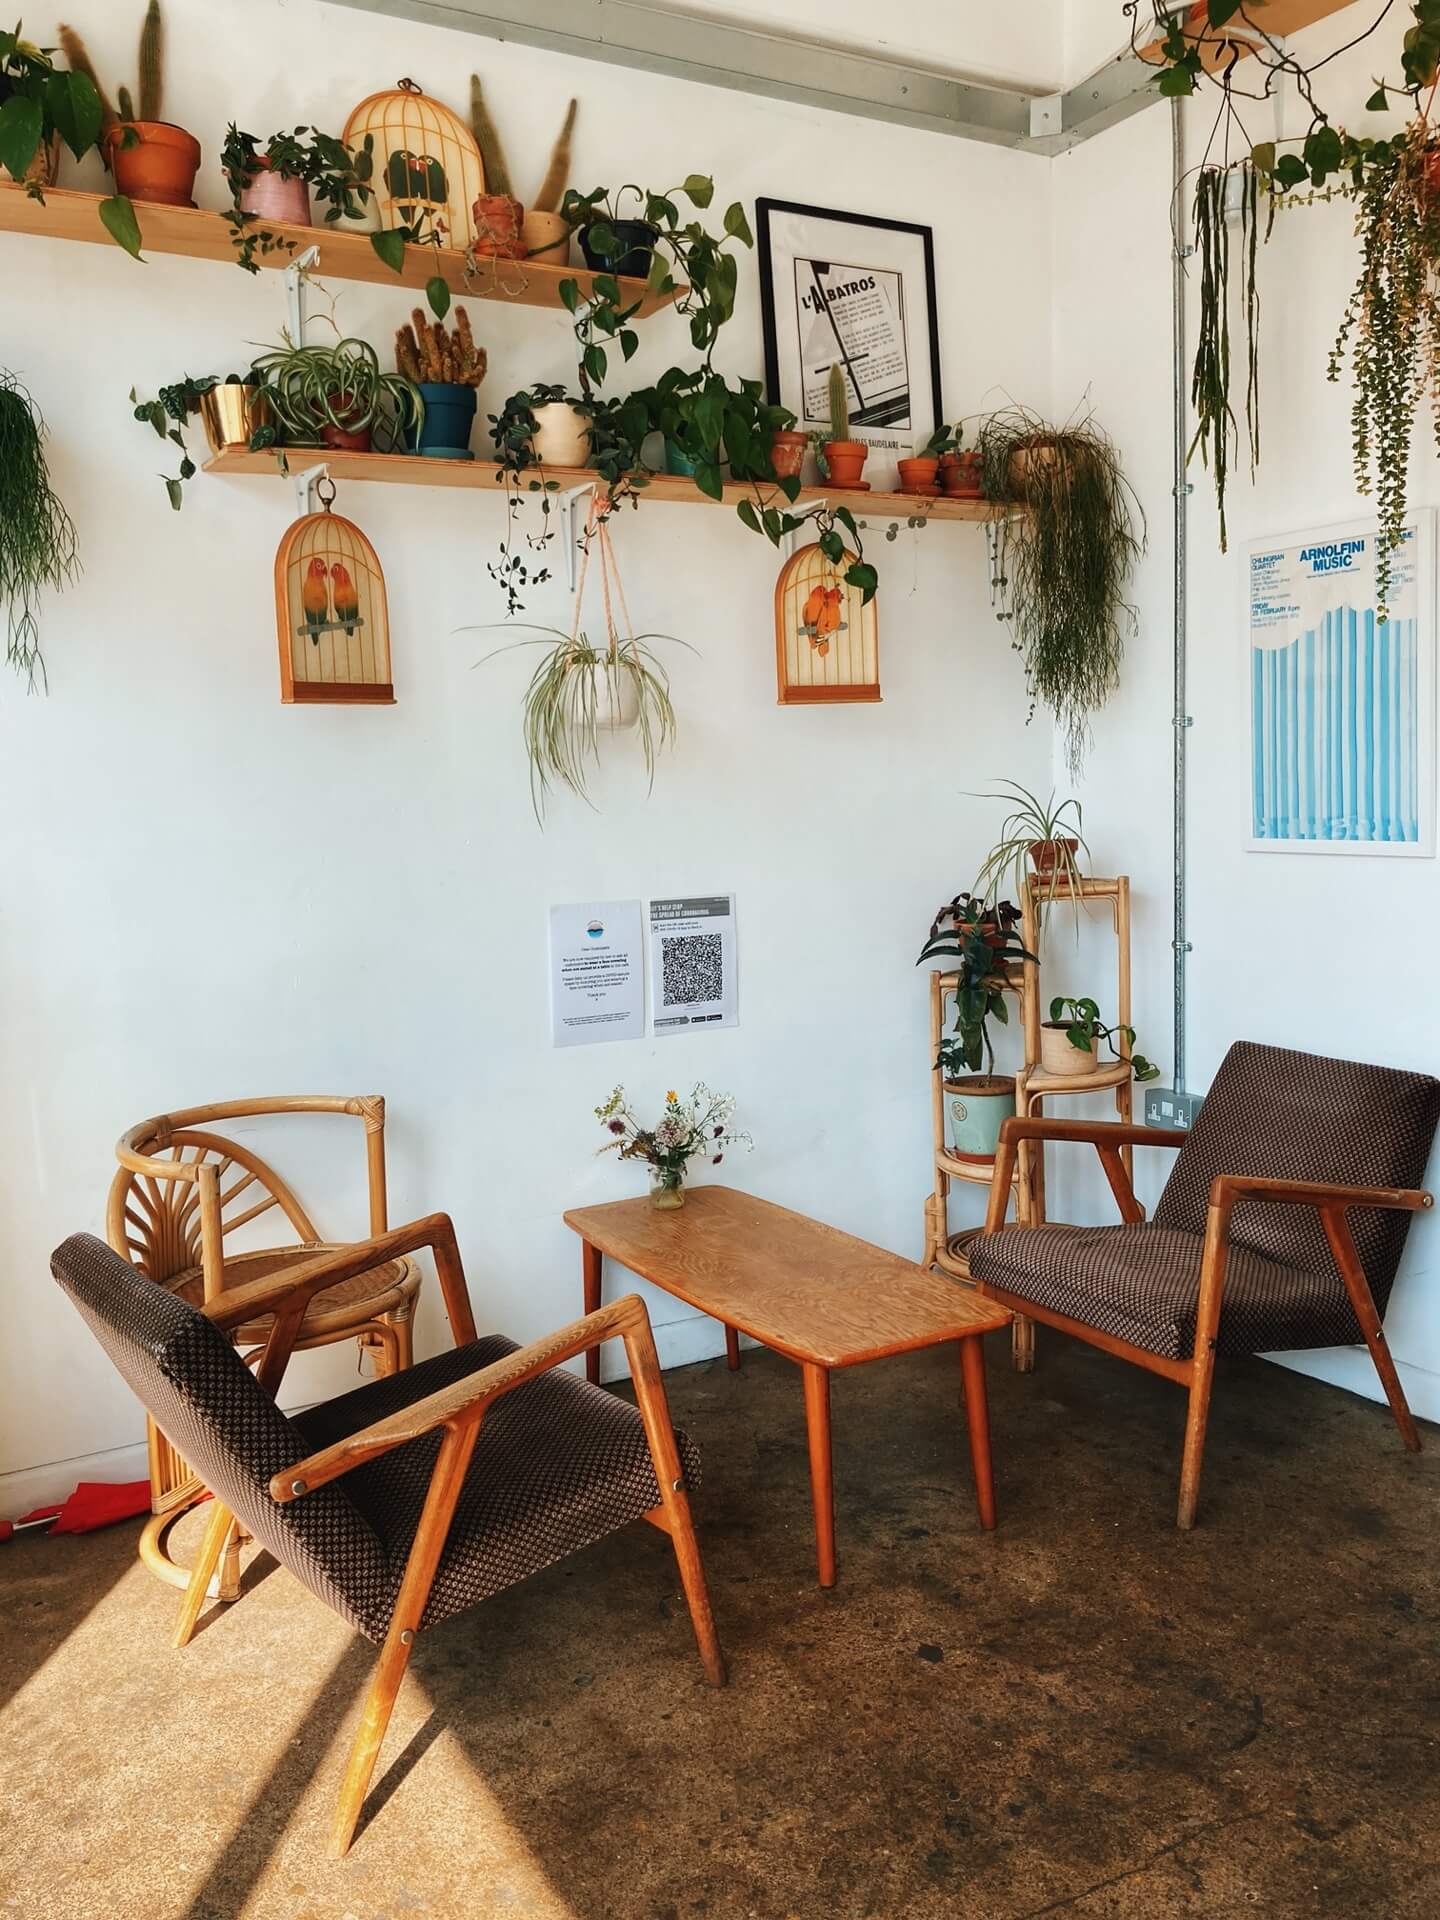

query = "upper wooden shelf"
1138;0;1356;72
203;446;1011;522
0;183;676;316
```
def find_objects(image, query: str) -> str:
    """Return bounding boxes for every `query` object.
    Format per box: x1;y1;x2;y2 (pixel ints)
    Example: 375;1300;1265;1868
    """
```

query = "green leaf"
369;227;406;274
425;273;451;320
1207;0;1245;23
164;476;183;511
834;505;858;540
587;220;618;258
778;474;802;503
558;276;581;314
1366;85;1389;112
845;561;879;603
1273;152;1308;188
722;201;753;246
1250;139;1276;177
619;329;639;362
1157;65;1195;96
0;94;43;184
582;342;607;386
818;529;843;564
680;173;714;207
98;193;144;259
51;69;102;161
693;458;724;500
736;498;760;534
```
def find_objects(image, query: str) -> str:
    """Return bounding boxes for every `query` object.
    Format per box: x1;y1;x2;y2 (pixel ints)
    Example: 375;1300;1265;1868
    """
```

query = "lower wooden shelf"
203;446;1010;522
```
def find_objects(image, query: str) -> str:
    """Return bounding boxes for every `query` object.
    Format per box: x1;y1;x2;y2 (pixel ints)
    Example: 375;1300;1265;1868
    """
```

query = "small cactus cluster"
394;306;487;388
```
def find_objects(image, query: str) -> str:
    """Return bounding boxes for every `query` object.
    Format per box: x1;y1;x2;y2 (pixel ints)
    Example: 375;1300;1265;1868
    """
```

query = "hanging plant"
0;368;78;689
979;405;1144;775
1189;159;1263;551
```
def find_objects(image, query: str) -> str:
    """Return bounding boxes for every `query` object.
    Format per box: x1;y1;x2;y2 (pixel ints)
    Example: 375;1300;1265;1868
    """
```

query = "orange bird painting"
300;557;330;645
329;561;361;638
800;582;844;657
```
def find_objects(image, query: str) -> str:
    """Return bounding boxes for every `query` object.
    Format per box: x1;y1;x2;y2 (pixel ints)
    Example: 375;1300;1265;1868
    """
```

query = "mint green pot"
944;1076;1016;1161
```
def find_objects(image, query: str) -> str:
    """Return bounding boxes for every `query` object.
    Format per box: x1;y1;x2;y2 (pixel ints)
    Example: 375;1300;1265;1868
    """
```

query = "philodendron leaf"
722;201;753;246
98;193;144;259
846;561;879;603
1366;85;1389;111
52;69;102;161
0;94;43;183
369;227;406;274
164;476;183;510
1207;0;1246;23
681;173;714;207
1157;65;1195;96
735;497;760;534
425;273;451;319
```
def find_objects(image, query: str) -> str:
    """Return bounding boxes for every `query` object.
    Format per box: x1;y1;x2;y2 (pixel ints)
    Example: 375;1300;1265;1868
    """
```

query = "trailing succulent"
130;372;271;510
0;366;78;688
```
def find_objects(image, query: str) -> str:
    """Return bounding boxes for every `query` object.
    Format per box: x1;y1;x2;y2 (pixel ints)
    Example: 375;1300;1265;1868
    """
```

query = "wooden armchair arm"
271;1294;652;1501
985;1117;1184;1232
1210;1174;1433;1213
203;1212;478;1393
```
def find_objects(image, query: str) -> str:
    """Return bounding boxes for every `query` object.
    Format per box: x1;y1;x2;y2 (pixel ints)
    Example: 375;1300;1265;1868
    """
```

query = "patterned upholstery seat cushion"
294;1340;702;1632
968;1222;1368;1360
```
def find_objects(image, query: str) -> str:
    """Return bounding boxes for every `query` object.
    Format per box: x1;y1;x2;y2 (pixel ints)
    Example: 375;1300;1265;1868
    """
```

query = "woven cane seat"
165;1245;421;1347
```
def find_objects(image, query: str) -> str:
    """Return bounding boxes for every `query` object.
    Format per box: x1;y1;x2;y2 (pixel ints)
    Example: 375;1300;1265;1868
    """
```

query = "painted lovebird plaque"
273;486;393;704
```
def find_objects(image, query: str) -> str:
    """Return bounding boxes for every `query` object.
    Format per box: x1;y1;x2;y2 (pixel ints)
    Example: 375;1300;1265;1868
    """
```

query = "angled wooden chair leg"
1177;1359;1216;1530
173;1499;236;1648
1011;1315;1035;1373
216;1515;244;1602
1321;1208;1421;1452
1178;1201;1229;1530
624;1316;727;1687
331;1417;481;1857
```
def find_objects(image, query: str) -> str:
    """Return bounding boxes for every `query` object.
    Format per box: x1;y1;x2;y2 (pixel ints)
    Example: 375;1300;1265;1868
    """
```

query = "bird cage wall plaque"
273;483;394;705
774;541;880;704
343;79;484;249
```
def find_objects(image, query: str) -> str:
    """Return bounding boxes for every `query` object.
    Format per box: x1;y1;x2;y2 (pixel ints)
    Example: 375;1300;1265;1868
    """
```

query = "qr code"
661;933;723;1007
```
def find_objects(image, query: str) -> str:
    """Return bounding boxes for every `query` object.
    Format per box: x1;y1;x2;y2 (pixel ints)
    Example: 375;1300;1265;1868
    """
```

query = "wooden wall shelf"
204;446;1009;522
0;184;675;316
1138;0;1357;73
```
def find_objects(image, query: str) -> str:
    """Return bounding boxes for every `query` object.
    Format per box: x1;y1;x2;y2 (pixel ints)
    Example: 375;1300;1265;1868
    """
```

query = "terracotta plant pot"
530;401;590;468
1040;1021;1100;1078
320;393;371;452
943;1075;1017;1163
897;455;939;495
1029;837;1080;874
104;121;201;207
770;429;807;480
238;158;311;226
1008;439;1073;499
471;193;525;259
521;209;569;265
823;440;869;488
198;383;271;455
940;451;984;497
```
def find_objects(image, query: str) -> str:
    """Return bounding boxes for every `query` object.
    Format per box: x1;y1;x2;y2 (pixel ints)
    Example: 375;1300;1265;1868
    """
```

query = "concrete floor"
4;1334;1440;1920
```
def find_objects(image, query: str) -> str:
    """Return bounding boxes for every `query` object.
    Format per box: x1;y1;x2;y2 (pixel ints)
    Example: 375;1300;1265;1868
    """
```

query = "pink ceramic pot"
239;159;312;226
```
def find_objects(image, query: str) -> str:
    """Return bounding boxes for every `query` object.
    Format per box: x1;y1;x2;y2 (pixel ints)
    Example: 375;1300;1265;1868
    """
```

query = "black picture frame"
756;197;942;484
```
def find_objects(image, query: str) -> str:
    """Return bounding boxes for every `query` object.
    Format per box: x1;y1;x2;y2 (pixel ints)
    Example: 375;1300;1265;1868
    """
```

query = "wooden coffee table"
563;1185;1011;1587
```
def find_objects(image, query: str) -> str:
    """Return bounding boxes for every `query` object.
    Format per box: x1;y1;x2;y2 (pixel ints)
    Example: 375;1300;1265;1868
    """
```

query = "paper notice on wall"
549;901;645;1047
649;895;737;1035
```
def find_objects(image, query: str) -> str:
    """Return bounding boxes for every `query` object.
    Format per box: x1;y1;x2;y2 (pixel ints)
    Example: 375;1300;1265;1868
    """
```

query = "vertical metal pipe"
1171;95;1190;1092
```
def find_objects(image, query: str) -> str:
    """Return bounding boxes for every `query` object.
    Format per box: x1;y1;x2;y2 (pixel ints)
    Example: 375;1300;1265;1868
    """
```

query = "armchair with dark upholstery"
51;1217;725;1856
969;1042;1439;1528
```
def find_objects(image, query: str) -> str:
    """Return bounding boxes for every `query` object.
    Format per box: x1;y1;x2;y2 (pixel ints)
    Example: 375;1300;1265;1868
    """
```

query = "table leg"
802;1363;836;1588
725;1324;741;1371
960;1337;996;1531
582;1240;602;1386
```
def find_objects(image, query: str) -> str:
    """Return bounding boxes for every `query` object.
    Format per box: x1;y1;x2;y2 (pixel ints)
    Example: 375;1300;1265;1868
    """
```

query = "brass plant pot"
198;383;271;454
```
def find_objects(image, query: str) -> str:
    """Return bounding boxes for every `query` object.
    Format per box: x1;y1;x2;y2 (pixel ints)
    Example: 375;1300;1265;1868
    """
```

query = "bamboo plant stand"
922;876;1136;1370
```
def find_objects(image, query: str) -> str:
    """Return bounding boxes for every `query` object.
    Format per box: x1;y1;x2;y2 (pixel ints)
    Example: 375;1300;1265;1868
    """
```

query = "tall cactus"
137;0;163;122
827;362;850;442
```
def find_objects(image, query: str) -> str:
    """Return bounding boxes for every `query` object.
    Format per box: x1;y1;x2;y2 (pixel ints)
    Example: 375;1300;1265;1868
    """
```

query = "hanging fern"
0;370;79;690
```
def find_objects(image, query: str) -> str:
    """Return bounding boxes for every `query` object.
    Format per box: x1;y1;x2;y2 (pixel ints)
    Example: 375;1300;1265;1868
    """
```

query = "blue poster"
1248;515;1435;856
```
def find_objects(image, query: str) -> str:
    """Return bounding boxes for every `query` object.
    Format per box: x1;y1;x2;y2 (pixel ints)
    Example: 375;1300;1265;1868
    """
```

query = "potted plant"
220;125;377;269
897;428;944;496
130;370;272;507
249;337;422;453
468;72;525;259
596;1083;751;1209
98;3;202;211
1041;997;1159;1083
970;780;1090;927
394;304;486;459
917;894;1034;1162
769;419;807;480
0;29;104;191
821;363;868;489
0;365;78;688
979;404;1144;775
522;98;576;263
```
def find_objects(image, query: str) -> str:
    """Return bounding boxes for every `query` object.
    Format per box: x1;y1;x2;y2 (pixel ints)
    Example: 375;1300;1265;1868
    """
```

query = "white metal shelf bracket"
283;244;322;342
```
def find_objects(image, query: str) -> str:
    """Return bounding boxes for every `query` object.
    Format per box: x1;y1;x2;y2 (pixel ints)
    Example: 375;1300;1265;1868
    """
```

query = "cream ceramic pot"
531;402;590;469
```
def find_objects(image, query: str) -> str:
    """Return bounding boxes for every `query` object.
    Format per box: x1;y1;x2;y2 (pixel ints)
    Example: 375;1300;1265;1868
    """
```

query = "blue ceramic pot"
663;437;697;477
944;1076;1016;1162
579;219;658;279
411;383;476;459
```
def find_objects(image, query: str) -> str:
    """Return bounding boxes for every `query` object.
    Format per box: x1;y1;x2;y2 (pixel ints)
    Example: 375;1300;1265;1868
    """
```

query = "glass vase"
650;1169;686;1211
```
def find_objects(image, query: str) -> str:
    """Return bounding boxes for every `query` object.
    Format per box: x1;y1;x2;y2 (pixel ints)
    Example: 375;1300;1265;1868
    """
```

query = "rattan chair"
970;1042;1440;1527
51;1219;724;1856
109;1097;423;1592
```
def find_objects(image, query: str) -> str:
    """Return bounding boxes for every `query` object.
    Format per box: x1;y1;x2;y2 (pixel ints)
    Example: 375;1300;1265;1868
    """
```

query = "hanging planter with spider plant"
475;498;690;822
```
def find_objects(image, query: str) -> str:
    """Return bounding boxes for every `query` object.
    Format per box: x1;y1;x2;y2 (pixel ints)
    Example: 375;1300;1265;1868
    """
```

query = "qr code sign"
661;933;723;1007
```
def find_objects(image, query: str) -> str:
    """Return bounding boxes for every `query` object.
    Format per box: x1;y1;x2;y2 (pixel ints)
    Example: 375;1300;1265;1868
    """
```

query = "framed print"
1247;512;1435;855
756;198;941;492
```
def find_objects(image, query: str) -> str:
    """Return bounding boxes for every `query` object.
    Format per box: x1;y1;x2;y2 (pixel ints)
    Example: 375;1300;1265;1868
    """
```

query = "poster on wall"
549;901;645;1047
1247;513;1436;856
756;199;941;492
649;895;738;1035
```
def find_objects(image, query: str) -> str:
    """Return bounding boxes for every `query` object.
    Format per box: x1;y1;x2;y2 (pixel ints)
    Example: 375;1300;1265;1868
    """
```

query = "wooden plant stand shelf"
0;183;675;316
204;445;1012;521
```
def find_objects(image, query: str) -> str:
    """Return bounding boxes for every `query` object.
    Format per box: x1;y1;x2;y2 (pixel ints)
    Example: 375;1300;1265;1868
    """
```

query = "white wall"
1051;1;1440;1418
0;0;1056;1503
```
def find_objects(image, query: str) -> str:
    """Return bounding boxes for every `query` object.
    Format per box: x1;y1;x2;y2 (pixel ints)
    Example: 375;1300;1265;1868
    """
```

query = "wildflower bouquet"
595;1083;752;1209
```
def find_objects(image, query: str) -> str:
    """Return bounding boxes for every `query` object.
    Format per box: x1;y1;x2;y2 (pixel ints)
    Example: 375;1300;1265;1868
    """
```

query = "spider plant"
0;367;78;689
480;625;689;822
247;337;422;450
969;780;1090;927
979;404;1144;776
